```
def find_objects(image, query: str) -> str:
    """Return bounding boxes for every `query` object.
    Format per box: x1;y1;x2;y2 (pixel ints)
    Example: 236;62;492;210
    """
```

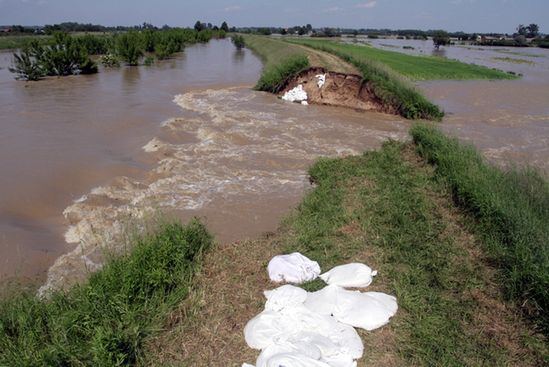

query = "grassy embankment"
0;220;213;366
291;38;518;80
146;125;548;366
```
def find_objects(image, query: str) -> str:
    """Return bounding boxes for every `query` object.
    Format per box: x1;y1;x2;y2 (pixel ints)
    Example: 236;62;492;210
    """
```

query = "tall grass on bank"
0;220;213;366
279;141;547;364
292;39;517;81
242;35;311;92
411;124;549;334
288;39;444;120
255;55;310;93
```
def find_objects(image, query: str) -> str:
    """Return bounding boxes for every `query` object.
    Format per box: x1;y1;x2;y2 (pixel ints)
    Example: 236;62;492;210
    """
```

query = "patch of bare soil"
144;235;282;366
279;67;396;114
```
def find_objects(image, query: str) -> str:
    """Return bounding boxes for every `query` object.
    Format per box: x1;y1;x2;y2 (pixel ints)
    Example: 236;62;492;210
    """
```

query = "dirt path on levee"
291;43;360;75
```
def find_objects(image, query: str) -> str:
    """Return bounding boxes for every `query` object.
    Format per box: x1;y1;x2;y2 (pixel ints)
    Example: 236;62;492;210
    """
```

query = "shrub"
115;32;143;66
78;58;98;74
100;53;120;67
144;55;155;66
231;35;246;50
255;54;310;93
9;46;44;81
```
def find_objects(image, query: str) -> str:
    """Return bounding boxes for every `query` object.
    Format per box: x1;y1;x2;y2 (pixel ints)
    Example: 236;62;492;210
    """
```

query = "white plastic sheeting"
320;263;378;288
281;85;308;103
268;253;321;284
316;74;326;88
243;263;398;367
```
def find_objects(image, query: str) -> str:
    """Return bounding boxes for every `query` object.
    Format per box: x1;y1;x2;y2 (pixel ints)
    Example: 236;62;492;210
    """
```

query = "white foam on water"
40;87;407;295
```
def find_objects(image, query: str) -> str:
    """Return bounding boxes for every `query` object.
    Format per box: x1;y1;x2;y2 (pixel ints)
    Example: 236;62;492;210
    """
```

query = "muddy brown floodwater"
0;40;409;291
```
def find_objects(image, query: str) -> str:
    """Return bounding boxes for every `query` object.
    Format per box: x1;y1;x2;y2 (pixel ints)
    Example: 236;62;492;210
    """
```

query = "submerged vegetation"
9;33;98;80
9;28;225;80
0;220;213;366
231;34;246;50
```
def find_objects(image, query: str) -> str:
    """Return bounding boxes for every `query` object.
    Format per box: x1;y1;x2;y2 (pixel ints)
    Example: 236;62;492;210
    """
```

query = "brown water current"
0;40;408;291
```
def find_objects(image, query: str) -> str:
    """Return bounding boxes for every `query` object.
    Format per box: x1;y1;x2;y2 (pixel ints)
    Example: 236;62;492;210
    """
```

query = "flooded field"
355;38;549;172
0;40;408;288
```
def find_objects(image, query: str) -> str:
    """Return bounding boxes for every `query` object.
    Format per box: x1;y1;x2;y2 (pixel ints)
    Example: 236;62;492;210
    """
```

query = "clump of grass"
411;123;549;334
255;54;310;93
0;219;213;366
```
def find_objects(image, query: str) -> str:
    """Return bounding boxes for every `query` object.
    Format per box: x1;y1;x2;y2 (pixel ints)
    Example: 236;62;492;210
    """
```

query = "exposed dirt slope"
279;67;395;113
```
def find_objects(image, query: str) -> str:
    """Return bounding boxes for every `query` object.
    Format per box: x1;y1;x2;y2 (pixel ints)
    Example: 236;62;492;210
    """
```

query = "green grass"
243;35;311;92
0;219;213;366
255;55;310;93
0;35;51;50
291;39;517;81
280;139;548;365
411;124;549;334
286;38;444;120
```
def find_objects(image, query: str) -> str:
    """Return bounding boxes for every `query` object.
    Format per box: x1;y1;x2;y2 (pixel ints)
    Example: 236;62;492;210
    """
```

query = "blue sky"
0;0;546;33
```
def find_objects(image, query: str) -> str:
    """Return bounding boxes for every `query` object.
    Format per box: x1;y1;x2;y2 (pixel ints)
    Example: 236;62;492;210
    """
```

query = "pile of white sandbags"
243;254;398;367
281;85;308;105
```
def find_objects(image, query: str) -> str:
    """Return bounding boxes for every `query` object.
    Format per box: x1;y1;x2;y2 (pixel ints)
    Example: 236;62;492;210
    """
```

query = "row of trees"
194;21;229;33
10;28;224;80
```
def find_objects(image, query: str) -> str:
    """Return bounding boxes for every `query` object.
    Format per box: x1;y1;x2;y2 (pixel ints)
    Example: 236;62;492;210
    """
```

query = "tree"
221;21;229;32
9;47;44;81
517;24;528;36
527;23;539;38
432;30;450;49
194;21;204;32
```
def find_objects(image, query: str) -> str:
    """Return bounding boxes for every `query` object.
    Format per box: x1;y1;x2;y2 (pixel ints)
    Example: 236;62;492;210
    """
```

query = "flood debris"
243;257;398;367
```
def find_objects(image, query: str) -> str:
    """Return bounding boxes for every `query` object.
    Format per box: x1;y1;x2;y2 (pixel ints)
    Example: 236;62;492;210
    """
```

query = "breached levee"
278;67;391;113
38;87;407;296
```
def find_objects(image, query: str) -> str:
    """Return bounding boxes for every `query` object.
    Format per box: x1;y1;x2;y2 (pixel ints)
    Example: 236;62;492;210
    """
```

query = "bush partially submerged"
231;35;246;50
255;55;310;93
0;219;213;366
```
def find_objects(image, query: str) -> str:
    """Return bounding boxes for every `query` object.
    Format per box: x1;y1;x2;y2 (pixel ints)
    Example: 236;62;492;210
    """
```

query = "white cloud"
356;1;377;9
224;5;241;12
323;6;343;13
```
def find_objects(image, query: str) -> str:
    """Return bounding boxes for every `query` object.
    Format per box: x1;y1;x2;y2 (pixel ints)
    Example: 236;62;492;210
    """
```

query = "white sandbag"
320;263;378;288
268;253;321;284
244;305;364;359
305;285;398;331
256;341;321;367
316;74;326;88
266;353;332;367
264;285;308;312
281;85;308;103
